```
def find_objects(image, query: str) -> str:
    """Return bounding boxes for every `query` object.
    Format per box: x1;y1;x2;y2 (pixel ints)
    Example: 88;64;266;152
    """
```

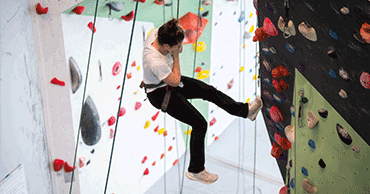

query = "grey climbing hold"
339;68;349;80
80;96;102;146
339;89;347;98
69;57;83;94
336;123;352;145
105;1;124;12
340;7;349;15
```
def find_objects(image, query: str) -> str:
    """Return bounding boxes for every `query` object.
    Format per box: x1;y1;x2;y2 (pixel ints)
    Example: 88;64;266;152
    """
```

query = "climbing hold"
273;94;283;103
202;0;211;5
239;66;245;72
253;74;258;80
173;159;178;166
285;125;294;143
264;91;274;103
279;185;287;194
263;17;278;36
243;44;246;48
274;132;282;145
135;102;142;110
263;60;272;72
339;68;349;80
214;136;219;140
307;110;318;129
72;6;85;15
262;48;271;55
197;70;210;79
249;25;255;33
246;98;251;103
91;149;95;154
298;22;317;42
353;31;366;44
265;3;274;12
86;160;91;165
302;179;317;194
318;159;326;168
36;3;48;15
336;123;352;145
143;168;149;175
269;47;277;54
328;69;337;78
144;120;150;129
277;16;296;37
318;109;328;118
134;90;139;95
81;96;101;146
308;139;316;149
87;22;96;33
290;178;295;189
271;142;282;158
193;41;206;52
53;159;64;172
154;0;166;5
108;116;116;126
202;11;209;17
50;77;65;86
152;161;156;166
137;66;140;71
280;137;292;150
105;1;124;11
142;156;147;163
272;79;288;92
201;62;205;66
131;61;136;67
263;78;272;86
270;105;284;122
122;11;134;21
340;7;349;14
112;62;122;76
249;69;253;73
195;67;202;73
210;118;216;126
160;153;165;159
360;23;370;44
352;145;360;153
360;72;370;89
238;11;245;23
302;97;308;103
329;29;339;40
163;131;168;136
110;128;114;138
290;106;295;117
327;48;338;59
185;129;192;135
298;63;305;72
69;57;82;94
227;79;234;89
79;157;86;168
249;13;253;18
64;162;76;173
117;85;121;90
158;128;165;134
152;111;160;121
168;146;173;151
127;72;132;79
339;89;347;98
119;107;126;117
301;167;308;176
286;43;296;53
154;125;159;132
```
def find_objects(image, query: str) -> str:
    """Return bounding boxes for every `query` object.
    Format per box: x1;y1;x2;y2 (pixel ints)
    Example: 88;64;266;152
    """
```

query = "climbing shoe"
248;96;263;121
185;168;218;184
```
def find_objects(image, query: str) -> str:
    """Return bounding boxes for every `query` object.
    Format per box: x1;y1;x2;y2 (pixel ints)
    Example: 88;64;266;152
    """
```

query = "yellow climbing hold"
137;66;140;71
148;28;154;37
200;7;203;11
253;74;258;80
185;129;192;135
134;90;139;95
249;13;253;17
197;70;210;80
243;44;246;48
240;66;245;72
249;25;255;33
246;98;251;103
144;120;150;129
193;41;206;53
158;128;165;134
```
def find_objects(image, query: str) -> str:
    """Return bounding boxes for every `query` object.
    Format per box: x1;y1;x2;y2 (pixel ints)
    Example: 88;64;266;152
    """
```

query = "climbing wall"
257;0;370;193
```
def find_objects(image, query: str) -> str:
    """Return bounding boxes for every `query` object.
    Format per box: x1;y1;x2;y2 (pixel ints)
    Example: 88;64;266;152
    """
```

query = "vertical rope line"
237;0;243;192
241;0;247;193
69;0;99;193
164;114;167;194
103;0;140;193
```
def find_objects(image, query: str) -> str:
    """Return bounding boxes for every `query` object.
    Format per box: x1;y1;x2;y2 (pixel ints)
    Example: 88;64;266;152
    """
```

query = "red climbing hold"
179;12;209;45
173;159;178;166
110;128;114;139
152;111;160;121
143;168;149;175
154;125;159;132
154;0;166;5
270;105;284;122
36;3;48;15
142;156;148;163
122;11;134;21
131;61;136;67
112;62;122;76
280;137;291;150
134;0;146;3
272;79;287;92
119;107;126;117
87;22;96;33
227;79;234;89
195;67;202;72
279;185;288;194
152;161;156;166
127;72;132;79
274;132;282;145
51;77;65;86
53;159;64;172
160;153;165;159
263;17;278;36
360;72;370;89
64;161;76;173
163;131;168;136
277;65;289;76
215;136;219;140
135;102;142;110
117;85;121;90
108;116;116;126
168;146;173;151
210;118;216;126
271;142;282;158
72;6;85;15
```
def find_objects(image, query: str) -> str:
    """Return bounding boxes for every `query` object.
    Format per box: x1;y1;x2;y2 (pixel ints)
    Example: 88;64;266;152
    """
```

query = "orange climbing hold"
160;153;165;159
173;159;178;166
168;146;173;151
179;12;209;45
51;77;65;86
195;67;202;72
271;142;282;158
131;61;136;67
215;136;219;140
143;168;149;175
163;131;168;136
152;161;156;166
127;72;132;79
36;3;48;15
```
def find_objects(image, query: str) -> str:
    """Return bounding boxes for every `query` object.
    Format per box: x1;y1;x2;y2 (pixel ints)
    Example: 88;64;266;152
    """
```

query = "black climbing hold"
173;137;175;140
212;134;215;137
69;57;83;94
289;160;292;168
318;109;328;118
87;160;91;165
327;49;338;59
80;96;102;146
91;149;95;154
336;123;353;145
164;3;172;6
302;97;308;103
234;11;236;15
202;11;209;17
318;159;326;168
215;22;218;26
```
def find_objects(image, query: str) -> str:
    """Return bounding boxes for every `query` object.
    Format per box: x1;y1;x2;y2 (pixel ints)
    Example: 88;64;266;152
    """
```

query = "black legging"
147;75;249;173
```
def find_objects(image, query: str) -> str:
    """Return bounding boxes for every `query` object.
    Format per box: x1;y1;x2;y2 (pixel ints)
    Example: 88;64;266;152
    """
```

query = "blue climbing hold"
263;78;272;86
329;69;337;78
201;62;205;66
290;178;295;189
249;69;253;73
290;105;295;117
238;11;245;23
308;139;316;149
329;29;338;40
276;123;284;132
286;43;296;53
262;48;271;55
301;167;308;176
273;94;283;104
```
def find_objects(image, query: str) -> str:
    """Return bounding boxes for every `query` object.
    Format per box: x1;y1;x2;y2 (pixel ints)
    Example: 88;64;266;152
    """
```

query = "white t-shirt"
142;28;174;93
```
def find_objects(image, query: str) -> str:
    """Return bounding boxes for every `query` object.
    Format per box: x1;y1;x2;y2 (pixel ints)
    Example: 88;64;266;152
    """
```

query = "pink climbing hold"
119;107;126;117
210;118;216;126
143;168;149;175
360;72;370;89
112;62;122;76
79;157;86;168
152;111;160;121
142;156;147;163
274;132;282;145
227;79;234;89
110;128;114;139
108;116;116;126
263;17;278;36
154;125;159;132
135;102;142;110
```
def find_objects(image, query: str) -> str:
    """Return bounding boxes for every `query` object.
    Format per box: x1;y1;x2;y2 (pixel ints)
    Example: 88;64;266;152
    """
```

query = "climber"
141;18;263;184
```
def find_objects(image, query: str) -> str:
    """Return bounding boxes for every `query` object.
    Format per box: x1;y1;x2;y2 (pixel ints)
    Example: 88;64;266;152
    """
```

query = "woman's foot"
248;96;263;121
185;168;218;184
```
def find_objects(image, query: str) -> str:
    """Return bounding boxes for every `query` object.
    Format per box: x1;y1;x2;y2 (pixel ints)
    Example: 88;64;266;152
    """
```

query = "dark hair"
158;18;185;47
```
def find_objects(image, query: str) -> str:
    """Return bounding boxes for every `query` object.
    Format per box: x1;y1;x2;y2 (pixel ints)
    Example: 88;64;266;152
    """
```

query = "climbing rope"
69;0;100;193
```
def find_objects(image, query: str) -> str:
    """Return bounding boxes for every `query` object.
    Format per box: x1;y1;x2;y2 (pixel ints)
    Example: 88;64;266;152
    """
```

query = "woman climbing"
141;18;263;184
